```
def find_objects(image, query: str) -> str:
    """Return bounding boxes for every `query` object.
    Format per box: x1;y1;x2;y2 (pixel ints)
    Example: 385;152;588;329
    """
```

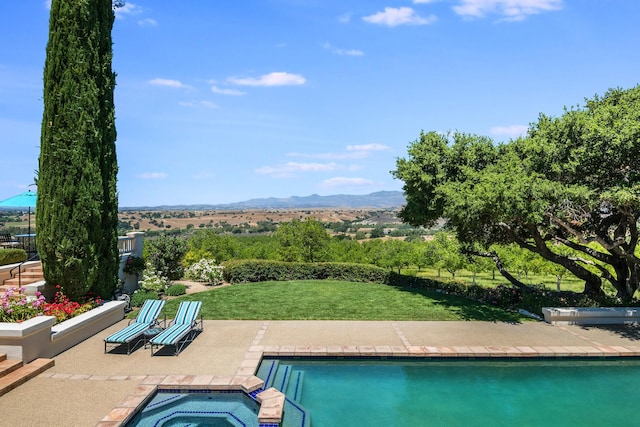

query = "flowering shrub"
185;258;224;285
138;268;170;293
123;255;145;276
0;285;102;323
0;287;45;322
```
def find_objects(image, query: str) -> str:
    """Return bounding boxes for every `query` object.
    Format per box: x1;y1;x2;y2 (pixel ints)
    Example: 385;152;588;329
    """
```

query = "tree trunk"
465;250;533;293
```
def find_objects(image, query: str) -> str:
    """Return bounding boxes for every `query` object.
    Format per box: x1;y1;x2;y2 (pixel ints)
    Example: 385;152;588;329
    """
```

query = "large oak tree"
393;86;640;299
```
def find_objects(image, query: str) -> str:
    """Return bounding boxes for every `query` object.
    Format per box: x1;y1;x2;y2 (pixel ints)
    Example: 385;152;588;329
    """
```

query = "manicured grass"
161;280;525;322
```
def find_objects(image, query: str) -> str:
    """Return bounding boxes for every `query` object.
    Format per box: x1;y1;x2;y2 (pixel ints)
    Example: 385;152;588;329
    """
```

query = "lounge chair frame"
150;301;203;356
104;299;166;354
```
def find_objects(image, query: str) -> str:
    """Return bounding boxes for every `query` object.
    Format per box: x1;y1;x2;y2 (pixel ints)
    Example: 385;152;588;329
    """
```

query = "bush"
130;289;160;308
185;258;224;284
222;260;388;284
138;269;169;293
145;235;188;280
166;284;187;296
0;249;27;266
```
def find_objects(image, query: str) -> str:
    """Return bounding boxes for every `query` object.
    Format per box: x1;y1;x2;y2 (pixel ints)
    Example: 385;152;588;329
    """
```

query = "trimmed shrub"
166;284;187;296
0;249;27;266
222;259;388;284
130;290;160;308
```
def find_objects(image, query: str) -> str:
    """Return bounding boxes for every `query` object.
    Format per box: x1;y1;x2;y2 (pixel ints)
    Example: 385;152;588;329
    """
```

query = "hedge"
222;259;388;284
0;249;28;266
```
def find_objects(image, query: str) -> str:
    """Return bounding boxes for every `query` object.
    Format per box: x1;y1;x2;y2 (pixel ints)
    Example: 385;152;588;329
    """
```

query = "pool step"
256;360;311;427
285;370;305;402
256;359;280;389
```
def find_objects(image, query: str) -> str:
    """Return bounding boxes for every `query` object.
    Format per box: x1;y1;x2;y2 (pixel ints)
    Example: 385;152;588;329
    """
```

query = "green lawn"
161;280;525;322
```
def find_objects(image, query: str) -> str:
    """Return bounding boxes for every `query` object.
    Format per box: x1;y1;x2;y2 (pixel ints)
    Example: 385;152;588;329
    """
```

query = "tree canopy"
393;86;640;299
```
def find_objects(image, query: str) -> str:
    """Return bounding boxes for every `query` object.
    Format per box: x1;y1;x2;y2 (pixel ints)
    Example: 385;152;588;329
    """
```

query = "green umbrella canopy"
0;190;37;208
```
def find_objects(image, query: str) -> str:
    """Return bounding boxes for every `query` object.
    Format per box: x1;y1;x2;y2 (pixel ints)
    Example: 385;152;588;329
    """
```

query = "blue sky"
1;0;639;207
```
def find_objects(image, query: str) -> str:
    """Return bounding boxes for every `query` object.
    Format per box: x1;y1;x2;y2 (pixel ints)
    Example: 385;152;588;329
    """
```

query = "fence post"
127;231;145;258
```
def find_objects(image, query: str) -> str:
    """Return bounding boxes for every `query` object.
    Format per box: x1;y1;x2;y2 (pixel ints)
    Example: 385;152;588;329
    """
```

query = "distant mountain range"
122;191;406;210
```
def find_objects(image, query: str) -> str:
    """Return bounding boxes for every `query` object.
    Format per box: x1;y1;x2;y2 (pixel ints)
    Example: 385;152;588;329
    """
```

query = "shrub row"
222;259;388;284
0;249;27;266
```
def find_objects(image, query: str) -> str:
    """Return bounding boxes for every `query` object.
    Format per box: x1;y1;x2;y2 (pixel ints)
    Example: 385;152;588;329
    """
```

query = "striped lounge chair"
104;299;165;354
150;301;203;356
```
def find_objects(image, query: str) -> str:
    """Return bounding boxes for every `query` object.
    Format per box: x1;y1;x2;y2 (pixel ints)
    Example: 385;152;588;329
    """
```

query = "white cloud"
211;86;245;96
229;72;306;87
178;100;219;109
338;13;352;23
255;162;339;178
288;144;391;160
490;124;528;137
200;101;219;109
320;177;374;188
346;143;390;152
138;18;157;27
363;7;437;27
139;172;167;179
322;43;364;57
149;78;189;89
452;0;563;21
114;2;143;18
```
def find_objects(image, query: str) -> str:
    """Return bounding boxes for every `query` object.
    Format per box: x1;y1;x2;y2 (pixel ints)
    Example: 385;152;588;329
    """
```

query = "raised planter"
542;307;640;325
0;300;126;362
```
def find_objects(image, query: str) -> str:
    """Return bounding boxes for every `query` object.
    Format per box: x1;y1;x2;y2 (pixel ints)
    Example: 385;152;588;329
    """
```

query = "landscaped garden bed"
0;285;127;362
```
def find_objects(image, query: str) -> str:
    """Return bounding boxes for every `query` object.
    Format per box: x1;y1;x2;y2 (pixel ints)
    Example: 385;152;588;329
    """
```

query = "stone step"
2;275;44;288
0;359;23;378
19;271;43;277
0;358;55;397
0;353;6;362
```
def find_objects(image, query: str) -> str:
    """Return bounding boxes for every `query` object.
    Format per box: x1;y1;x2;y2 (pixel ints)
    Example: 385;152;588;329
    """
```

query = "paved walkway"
2;319;640;426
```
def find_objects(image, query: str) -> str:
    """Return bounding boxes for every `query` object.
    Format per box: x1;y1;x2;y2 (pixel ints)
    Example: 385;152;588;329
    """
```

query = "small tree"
145;235;188;280
274;218;330;262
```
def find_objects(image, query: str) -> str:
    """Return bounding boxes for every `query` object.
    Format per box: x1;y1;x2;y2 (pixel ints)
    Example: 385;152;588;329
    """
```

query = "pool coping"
97;343;640;426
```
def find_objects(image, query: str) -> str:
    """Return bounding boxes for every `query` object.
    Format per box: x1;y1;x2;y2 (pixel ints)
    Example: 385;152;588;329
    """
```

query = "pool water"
258;358;640;427
125;390;260;427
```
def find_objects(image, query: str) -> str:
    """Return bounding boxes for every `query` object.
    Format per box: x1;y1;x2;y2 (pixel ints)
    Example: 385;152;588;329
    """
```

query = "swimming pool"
257;358;640;427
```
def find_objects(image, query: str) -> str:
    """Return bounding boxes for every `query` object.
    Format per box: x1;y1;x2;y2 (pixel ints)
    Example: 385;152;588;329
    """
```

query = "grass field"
161;280;525;322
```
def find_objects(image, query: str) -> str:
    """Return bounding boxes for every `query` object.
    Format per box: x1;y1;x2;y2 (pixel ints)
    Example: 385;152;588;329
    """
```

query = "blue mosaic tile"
152;410;248;427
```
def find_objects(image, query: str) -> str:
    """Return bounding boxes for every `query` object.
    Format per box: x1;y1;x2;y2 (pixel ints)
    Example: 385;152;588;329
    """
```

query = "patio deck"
2;319;640;426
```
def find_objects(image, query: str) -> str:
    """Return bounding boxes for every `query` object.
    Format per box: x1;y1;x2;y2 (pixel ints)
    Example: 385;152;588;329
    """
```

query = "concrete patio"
2;319;640;426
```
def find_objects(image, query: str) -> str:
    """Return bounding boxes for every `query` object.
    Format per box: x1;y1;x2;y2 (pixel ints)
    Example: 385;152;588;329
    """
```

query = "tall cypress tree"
37;0;119;301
